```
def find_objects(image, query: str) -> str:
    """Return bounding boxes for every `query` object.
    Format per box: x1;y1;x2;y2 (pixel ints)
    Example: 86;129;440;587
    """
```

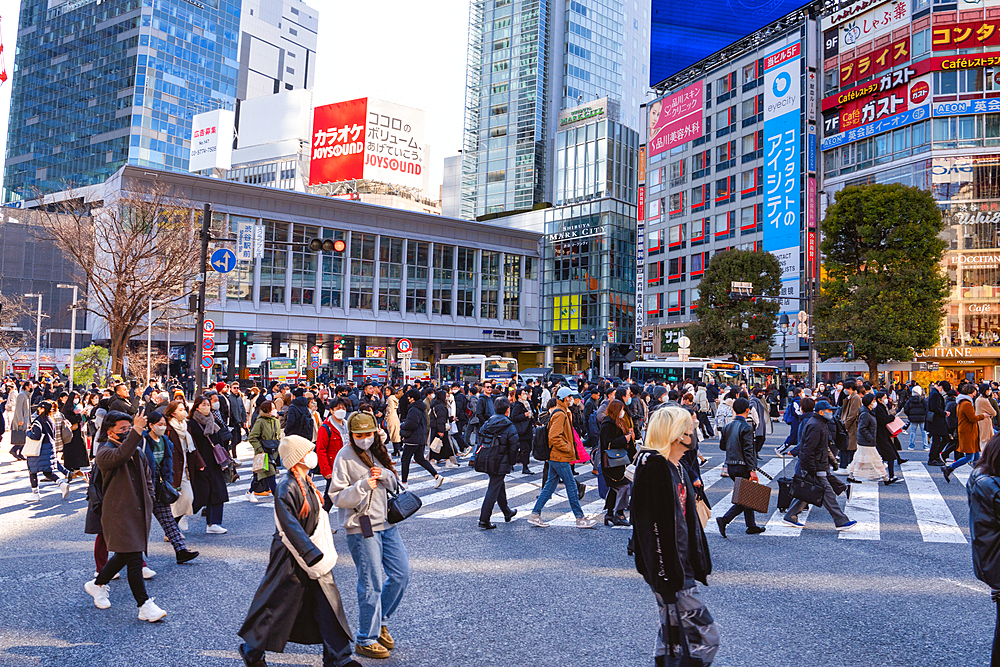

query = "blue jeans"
345;524;410;646
532;460;584;519
949;451;981;470
908;424;926;449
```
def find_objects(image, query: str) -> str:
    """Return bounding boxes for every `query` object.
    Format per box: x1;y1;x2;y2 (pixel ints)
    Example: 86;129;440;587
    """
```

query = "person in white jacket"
327;411;410;661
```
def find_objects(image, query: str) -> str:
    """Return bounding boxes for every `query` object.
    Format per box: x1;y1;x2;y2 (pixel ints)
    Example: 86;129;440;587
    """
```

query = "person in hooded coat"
188;394;231;533
238;435;360;667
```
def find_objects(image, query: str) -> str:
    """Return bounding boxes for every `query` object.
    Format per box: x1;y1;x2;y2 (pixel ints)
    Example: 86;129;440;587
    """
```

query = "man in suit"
839;380;862;470
716;398;765;538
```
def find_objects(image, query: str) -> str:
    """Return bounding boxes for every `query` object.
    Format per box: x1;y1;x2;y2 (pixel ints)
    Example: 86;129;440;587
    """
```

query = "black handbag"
261;439;280;454
605;448;629;468
10;429;26;445
155;479;181;505
386;486;422;524
790;474;825;506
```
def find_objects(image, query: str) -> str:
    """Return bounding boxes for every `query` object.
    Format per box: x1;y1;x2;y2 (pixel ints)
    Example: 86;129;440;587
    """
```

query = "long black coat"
874;403;896;462
188;418;229;511
926;389;949;436
239;472;351;651
399;401;428;445
599;419;636;486
510;401;533;442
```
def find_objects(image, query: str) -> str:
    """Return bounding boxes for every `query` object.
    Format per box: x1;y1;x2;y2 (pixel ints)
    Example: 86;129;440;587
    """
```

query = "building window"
349;232;375;310
259;220;288;304
691;217;708;244
378;236;404;312
433;245;454;316
290;224;318;305
406;241;429;314
503;254;521;320
668;289;687;314
648;260;663;286
481;250;500;318
320;229;346;307
457;248;477;317
647;292;663;318
648;229;664;255
668;256;686;283
742;62;757;85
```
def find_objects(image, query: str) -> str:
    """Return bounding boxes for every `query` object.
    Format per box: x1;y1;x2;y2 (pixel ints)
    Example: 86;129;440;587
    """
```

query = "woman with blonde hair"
631;406;719;666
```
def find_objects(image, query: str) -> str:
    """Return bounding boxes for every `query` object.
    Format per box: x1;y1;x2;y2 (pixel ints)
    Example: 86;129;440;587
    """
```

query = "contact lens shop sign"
763;41;802;312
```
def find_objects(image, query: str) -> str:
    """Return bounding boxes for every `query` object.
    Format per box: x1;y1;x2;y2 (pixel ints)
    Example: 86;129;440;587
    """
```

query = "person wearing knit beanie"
215;381;227;392
279;435;315;470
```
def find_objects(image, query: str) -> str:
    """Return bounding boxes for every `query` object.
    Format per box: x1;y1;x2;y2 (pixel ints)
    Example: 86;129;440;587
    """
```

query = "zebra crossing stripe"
902;464;967;544
414;478;492;507
421;482;538;519
548;498;610;526
407;469;479;493
704;457;787;535
840;479;879;541
764;505;811;536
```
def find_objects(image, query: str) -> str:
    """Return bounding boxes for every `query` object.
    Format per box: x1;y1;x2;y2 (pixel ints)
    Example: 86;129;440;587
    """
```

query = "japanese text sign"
189;108;235;172
648;81;704;158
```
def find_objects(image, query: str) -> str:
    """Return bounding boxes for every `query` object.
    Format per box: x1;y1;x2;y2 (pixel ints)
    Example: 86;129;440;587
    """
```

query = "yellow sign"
366;346;387;359
554;295;580;331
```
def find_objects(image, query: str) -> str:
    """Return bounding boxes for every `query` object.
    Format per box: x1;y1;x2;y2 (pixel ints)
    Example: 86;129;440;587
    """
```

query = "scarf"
170;417;196;453
191;408;220;436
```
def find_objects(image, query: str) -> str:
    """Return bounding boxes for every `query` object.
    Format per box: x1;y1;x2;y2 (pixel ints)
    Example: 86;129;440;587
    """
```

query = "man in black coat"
476;396;518;529
783;400;855;530
283;389;314;440
706;380;719;417
926;381;952;466
453;383;470;441
109;382;137;416
716;398;764;537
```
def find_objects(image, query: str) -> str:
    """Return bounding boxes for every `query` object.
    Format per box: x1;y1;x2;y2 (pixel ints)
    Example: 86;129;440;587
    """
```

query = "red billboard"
310;98;368;185
648;81;704;157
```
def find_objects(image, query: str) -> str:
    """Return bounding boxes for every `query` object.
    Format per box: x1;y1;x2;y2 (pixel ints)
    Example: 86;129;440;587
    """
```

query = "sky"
0;0;471;197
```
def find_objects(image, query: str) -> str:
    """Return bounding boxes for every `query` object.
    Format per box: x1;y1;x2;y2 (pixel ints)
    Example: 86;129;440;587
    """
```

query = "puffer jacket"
399;400;428;446
475;414;518;476
856;407;877;448
904;395;928;423
969;469;1000;589
283;397;313;440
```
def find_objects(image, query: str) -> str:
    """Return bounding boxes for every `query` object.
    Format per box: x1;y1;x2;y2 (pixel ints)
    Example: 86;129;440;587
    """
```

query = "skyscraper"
460;0;650;220
2;0;317;203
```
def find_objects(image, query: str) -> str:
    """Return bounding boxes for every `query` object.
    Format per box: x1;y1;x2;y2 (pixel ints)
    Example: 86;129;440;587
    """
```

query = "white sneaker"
142;567;156;580
527;513;549;527
84;579;111;609
434;476;444;489
576;515;599;529
30;489;41;502
206;524;227;534
245;491;259;503
60;481;70;499
138;597;167;622
177;516;189;532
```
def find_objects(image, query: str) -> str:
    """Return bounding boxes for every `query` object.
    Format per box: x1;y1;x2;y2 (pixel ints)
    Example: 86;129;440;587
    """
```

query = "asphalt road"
0;423;992;667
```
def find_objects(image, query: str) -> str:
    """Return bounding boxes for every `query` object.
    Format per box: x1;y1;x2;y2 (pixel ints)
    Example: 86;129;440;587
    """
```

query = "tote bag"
274;506;337;579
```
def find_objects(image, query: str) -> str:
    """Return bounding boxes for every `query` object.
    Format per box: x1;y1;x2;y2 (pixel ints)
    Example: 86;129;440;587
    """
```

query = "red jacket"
317;418;345;477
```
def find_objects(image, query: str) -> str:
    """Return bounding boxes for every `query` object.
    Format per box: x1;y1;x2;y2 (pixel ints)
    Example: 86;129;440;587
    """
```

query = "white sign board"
236;220;254;262
189;108;235;172
253;224;265;259
363;99;426;190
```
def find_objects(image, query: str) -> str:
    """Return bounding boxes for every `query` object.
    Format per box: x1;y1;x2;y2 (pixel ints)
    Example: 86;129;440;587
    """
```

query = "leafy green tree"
815;183;948;385
688;249;782;363
74;344;109;386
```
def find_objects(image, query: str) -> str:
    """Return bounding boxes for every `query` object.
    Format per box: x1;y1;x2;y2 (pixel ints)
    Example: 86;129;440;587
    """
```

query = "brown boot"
355;643;390;659
378;625;395;650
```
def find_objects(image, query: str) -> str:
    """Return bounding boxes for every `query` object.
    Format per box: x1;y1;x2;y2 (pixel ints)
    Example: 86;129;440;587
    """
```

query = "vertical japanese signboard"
636;180;646;346
763;41;802;311
236;220;254;262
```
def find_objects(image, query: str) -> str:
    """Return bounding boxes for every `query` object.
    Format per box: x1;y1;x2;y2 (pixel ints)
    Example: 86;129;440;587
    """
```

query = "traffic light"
240;331;249;347
309;237;347;253
846;342;855;361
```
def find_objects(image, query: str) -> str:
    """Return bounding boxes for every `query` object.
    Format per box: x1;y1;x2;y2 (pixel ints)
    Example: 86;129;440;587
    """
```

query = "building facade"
819;0;1000;386
460;0;651;219
3;0;318;204
642;8;819;368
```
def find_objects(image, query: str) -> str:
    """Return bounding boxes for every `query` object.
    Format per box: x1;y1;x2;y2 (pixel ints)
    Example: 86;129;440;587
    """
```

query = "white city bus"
744;363;780;390
347;357;389;383
627;358;745;387
261;357;299;384
391;359;431;384
436;354;518;384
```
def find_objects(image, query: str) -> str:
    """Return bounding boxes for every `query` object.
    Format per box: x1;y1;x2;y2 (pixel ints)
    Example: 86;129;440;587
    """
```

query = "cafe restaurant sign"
917;346;999;358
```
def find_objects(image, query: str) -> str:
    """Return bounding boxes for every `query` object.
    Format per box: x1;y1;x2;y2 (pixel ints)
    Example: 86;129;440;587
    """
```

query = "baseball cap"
556;386;574;400
348;411;378;434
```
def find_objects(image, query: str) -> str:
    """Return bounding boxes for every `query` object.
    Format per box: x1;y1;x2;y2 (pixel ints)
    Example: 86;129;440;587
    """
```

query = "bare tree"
127;342;169;386
0;293;48;368
32;181;212;375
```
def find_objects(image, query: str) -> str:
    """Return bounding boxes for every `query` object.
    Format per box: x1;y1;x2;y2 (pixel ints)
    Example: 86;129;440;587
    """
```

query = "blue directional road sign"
211;248;237;274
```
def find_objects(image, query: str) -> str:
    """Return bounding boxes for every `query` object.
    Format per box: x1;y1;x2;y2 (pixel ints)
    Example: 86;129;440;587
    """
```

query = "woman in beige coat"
977;383;997;445
385;387;402;455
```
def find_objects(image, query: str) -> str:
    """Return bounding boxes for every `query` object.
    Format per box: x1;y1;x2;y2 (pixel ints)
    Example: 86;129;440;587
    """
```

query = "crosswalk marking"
421;482;538;520
704;457;786;534
764;505;811;536
901;463;967;544
414;477;491;507
840;480;879;541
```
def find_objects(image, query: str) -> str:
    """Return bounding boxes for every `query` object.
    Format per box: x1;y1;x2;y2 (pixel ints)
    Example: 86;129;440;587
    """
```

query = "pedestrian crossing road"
210;453;976;541
0;449;976;542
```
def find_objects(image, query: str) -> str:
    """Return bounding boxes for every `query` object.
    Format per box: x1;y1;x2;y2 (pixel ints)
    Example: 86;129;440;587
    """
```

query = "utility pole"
57;285;78;390
147;296;153;385
24;294;42;380
194;203;211;398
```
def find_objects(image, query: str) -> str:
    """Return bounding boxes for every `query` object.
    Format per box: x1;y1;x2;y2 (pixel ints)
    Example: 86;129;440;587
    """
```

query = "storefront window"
349;232;375;310
480;250;500;318
320;228;346;308
457;248;476;317
227;215;255;301
290;224;318;306
432;245;454;316
406;241;429;314
378;237;403;312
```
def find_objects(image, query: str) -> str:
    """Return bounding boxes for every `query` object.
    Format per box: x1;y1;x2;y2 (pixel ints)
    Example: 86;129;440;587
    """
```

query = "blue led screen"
650;0;812;86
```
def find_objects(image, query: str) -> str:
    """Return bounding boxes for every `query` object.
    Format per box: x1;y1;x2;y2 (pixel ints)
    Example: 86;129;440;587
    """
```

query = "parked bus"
261;357;299;385
627;358;745;387
744;363;780;390
436;354;518;384
390;359;431;384
347;356;389;383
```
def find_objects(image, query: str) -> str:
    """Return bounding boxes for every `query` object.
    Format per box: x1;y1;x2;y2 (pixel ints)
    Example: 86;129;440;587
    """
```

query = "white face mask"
152;424;167;437
302;451;318;469
211;401;220;410
355;435;375;448
198;404;211;415
334;409;347;420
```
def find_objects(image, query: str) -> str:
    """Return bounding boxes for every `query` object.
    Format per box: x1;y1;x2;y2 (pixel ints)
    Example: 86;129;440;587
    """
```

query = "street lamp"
23;293;42;380
57;284;78;389
779;312;792;404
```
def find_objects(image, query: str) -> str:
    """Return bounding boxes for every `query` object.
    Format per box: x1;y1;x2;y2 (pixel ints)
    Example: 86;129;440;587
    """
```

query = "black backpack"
473;429;499;473
531;409;560;462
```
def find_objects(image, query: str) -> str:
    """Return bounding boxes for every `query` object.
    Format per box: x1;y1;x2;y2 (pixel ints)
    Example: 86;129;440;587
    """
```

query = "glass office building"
3;0;242;202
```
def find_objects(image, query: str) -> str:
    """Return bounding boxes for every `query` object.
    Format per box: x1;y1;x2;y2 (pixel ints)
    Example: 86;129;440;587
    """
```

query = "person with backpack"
902;384;929;452
398;389;443;488
475;396;519;529
527;387;599;529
